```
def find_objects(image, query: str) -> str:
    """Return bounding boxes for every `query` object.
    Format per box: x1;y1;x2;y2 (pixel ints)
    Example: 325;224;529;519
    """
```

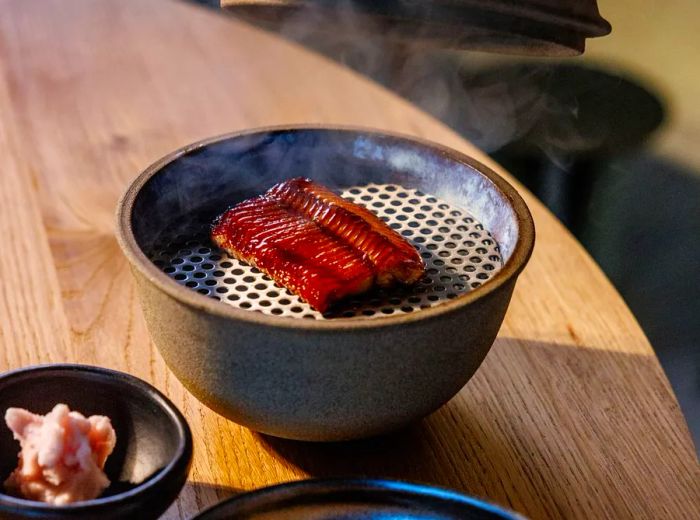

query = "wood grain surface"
0;0;697;518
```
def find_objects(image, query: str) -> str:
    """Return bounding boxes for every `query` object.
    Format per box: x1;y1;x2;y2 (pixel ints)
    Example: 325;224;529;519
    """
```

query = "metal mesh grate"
148;184;503;319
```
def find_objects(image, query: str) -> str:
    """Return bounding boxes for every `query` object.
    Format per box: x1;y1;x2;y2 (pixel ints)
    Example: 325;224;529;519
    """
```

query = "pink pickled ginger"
4;404;116;504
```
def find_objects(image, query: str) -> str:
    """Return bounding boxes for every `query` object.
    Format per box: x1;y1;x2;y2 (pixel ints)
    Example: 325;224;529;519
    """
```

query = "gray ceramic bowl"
116;126;534;441
0;364;192;519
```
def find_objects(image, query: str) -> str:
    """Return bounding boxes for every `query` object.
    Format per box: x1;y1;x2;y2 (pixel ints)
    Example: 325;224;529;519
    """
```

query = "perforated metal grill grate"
148;184;502;319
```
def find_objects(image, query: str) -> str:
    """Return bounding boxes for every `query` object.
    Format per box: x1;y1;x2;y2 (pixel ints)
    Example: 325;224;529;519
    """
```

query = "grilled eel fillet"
212;178;425;312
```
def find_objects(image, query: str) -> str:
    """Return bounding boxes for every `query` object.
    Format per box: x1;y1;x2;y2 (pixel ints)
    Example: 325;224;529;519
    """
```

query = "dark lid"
223;0;611;56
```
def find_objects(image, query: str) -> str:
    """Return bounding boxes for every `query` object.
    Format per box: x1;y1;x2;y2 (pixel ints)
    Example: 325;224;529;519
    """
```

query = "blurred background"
194;0;699;450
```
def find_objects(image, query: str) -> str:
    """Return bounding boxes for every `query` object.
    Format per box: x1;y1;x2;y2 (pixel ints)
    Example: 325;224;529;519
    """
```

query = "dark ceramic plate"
194;478;524;519
0;364;193;520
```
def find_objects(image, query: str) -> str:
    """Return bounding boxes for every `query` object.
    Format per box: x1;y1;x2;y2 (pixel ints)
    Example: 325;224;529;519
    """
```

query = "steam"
224;0;606;168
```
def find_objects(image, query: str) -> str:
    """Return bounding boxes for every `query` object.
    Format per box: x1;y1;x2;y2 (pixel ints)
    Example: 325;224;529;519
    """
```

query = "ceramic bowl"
193;478;525;519
116;126;535;441
0;364;193;519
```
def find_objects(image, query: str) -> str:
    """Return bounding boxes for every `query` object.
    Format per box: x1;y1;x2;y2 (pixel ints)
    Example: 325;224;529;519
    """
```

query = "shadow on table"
256;339;695;518
177;481;242;514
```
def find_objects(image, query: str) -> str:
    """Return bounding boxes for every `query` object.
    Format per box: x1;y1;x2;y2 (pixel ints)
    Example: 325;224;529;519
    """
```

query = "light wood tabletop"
0;0;697;518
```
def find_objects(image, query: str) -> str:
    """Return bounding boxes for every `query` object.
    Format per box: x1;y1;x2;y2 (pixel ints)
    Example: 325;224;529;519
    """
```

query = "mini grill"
147;183;503;320
116;126;534;440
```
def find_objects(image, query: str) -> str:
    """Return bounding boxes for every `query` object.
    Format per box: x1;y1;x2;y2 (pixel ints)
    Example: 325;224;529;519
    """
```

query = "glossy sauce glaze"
267;178;424;286
211;178;425;312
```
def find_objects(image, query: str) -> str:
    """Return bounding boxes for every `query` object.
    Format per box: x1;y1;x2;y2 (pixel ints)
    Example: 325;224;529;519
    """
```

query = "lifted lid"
222;0;611;56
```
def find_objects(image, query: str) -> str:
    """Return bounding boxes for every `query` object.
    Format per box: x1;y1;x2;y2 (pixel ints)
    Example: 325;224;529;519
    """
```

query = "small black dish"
193;478;524;519
0;364;193;519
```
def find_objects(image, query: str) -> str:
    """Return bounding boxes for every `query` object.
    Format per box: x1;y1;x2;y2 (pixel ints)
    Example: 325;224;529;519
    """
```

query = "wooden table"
0;1;697;518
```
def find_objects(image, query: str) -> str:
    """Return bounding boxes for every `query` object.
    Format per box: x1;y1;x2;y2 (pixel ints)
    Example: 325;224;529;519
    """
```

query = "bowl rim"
193;477;525;519
0;363;193;513
115;125;535;330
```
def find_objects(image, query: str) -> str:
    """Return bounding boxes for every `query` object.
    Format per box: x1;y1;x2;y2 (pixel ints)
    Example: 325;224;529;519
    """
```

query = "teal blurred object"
194;478;524;519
